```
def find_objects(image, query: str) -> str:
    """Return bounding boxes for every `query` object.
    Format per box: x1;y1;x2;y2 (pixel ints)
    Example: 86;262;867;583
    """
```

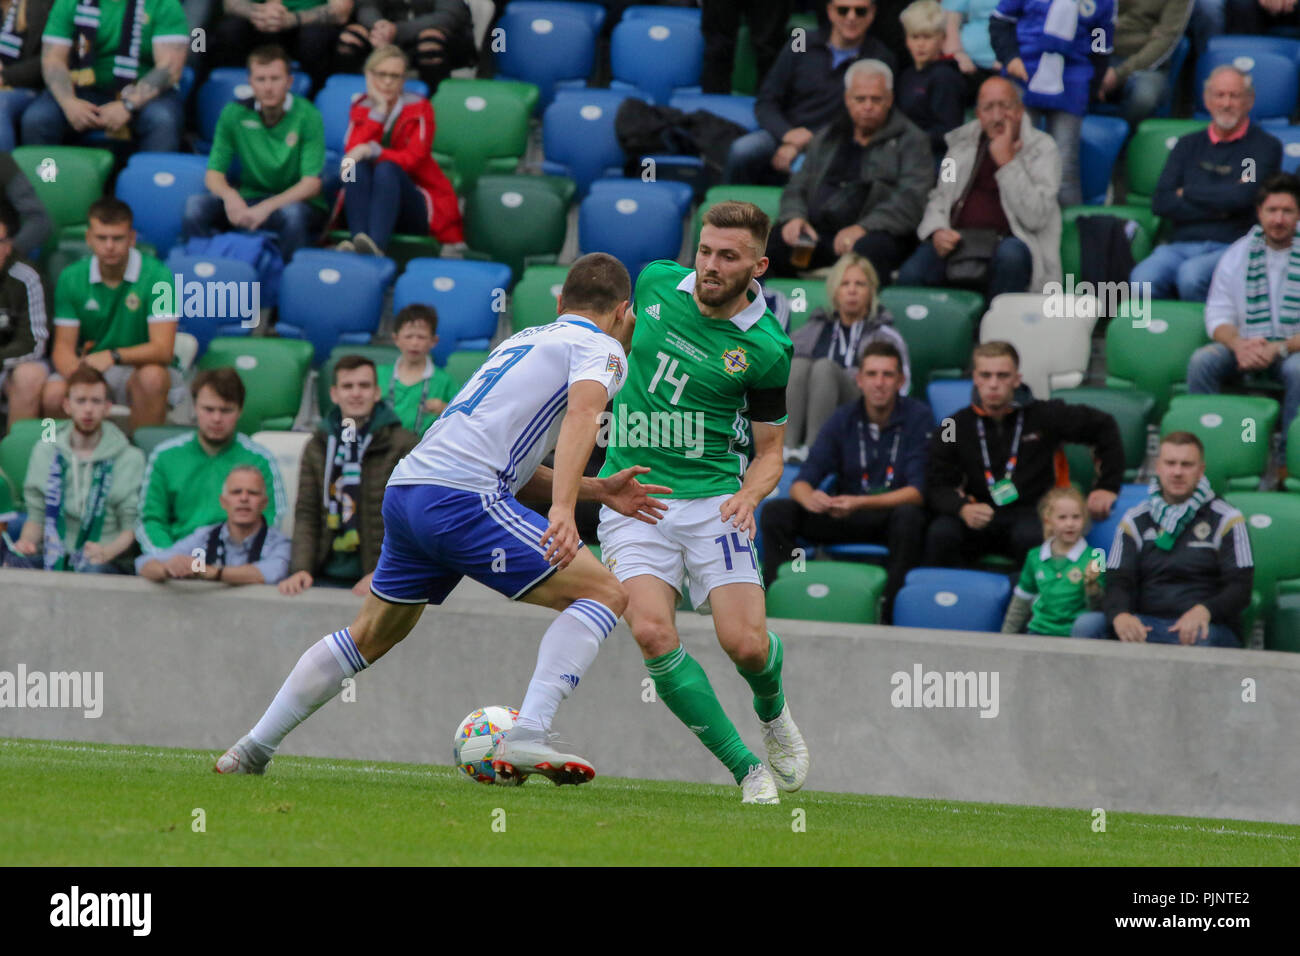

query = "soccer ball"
453;705;519;783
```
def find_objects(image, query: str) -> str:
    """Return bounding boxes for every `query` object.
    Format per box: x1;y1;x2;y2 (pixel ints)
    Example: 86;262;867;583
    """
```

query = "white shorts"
597;494;762;609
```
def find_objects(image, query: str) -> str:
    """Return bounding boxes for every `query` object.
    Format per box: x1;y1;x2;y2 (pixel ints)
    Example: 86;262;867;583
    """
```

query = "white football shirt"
388;316;627;496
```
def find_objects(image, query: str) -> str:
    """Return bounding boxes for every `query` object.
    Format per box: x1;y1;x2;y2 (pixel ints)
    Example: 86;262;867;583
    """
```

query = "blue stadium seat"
1271;125;1300;174
115;153;210;255
496;7;597;109
810;473;888;559
1079;114;1127;205
164;252;261;356
587;177;693;217
1084;482;1149;554
505;1;606;31
275;255;389;365
610;17;703;104
1194;50;1297;121
1206;34;1300;71
893;569;1012;632
623;4;700;25
541;89;633;196
926;379;973;427
291;248;397;289
667;93;758;131
197;67;313;146
579;179;683;278
394;259;513;365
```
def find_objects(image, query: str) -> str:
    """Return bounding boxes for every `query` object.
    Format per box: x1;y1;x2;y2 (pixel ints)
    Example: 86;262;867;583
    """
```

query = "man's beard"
696;270;751;307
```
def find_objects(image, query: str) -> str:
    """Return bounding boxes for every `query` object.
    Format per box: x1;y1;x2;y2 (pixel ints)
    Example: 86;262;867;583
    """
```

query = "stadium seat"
394;259;513;365
1105;299;1208;416
317;344;402;417
431;79;538;190
132;425;194;457
251;430;313;539
541;88;634;196
463;175;571;281
691;185;783;249
766;560;888;624
11;146;114;232
1206;34;1300;70
1059;205;1157;280
667;93;758;131
881;286;981;392
761;277;831;333
495;7;597;109
1160;395;1279;493
276;254;390;365
0;418;51;500
1230;492;1300;650
197;67;312;146
979;293;1097;399
1194;50;1297;122
444;349;491;391
1271;592;1300;653
163;253;261;356
1267;125;1300;175
510;264;569;333
114;153;210;255
1079;114;1128;205
314;74;429;154
508;0;606;30
1287;418;1300;494
1125;119;1209;205
752;462;802;565
609;16;703;104
197;337;314;433
926;379;973;426
578;179;684;278
0;468;15;522
1051;386;1156;480
893;568;1012;633
1084;482;1149;553
623;4;698;24
291;247;397;288
588;176;692;217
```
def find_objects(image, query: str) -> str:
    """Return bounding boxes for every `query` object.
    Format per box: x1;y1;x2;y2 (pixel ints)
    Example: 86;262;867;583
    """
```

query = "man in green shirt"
27;0;189;151
182;44;327;260
210;0;351;91
43;197;179;429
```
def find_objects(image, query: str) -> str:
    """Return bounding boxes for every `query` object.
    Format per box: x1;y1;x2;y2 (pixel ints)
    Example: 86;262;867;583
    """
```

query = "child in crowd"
897;0;968;162
1002;486;1103;635
375;305;459;435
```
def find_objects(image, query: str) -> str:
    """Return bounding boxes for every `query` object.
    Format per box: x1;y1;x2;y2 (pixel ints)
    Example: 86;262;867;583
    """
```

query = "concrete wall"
3;568;1299;824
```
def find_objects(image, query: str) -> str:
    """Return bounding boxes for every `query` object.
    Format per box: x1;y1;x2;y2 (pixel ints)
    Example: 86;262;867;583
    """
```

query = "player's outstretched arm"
539;380;609;568
720;421;785;539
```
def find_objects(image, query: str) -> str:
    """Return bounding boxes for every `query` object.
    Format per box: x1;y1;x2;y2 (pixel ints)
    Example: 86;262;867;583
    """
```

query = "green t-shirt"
53;248;176;353
599;260;792;498
42;0;190;89
1014;538;1105;636
209;93;328;206
375;359;458;435
257;0;326;10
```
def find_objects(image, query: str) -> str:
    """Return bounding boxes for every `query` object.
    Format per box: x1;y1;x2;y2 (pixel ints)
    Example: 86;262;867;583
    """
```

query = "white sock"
514;599;617;738
249;628;369;752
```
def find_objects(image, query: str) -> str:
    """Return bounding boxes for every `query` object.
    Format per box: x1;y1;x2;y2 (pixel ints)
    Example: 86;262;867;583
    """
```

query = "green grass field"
3;737;1298;865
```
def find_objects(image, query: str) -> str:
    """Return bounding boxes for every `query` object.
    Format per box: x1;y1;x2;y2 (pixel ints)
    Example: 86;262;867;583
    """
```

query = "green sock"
737;631;786;722
647;646;760;784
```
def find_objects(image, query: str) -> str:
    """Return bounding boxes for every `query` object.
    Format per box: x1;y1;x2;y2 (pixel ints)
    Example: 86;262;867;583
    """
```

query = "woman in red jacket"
331;45;463;254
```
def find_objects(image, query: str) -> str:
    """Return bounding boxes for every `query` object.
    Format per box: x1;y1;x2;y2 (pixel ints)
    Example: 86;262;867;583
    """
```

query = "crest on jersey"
1194;521;1211;540
1067;567;1083;584
722;347;748;375
606;353;624;383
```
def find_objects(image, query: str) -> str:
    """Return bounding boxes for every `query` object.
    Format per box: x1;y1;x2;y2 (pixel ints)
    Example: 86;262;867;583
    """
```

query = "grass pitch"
3;737;1297;866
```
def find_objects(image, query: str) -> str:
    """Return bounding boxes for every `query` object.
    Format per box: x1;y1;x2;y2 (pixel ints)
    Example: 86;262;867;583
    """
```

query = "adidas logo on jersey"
644;304;661;320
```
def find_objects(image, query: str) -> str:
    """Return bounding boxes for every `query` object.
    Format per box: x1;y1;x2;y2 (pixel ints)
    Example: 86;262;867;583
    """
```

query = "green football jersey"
1014;538;1105;636
600;260;792;499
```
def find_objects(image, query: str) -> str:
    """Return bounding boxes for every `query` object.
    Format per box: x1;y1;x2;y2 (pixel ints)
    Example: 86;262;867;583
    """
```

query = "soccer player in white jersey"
215;254;668;784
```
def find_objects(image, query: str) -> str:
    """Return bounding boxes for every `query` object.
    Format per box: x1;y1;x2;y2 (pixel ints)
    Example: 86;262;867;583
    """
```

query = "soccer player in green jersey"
597;201;809;804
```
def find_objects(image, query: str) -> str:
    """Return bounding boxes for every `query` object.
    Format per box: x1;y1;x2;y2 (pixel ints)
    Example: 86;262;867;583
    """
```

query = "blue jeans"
723;128;782;185
1120;69;1168;129
182;191;326;261
1029;108;1082;207
343;160;429;251
1071;610;1241;647
20;87;183;153
1130;240;1229;302
3;549;126;574
0;88;37;152
897;234;1034;297
1188;342;1300;450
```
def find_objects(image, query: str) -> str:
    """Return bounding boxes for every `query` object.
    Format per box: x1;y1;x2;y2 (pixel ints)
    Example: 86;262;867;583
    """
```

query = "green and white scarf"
70;0;147;90
324;421;373;555
43;451;114;572
0;0;24;62
1243;225;1300;334
1146;474;1214;552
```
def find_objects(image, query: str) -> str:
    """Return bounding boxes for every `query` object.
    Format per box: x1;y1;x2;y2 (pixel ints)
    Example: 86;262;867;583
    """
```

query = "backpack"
179;231;285;307
614;99;750;177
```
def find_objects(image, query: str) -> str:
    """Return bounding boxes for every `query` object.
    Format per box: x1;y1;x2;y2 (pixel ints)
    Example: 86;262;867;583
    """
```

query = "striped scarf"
69;0;146;89
43;451;114;572
1243;225;1300;333
1147;474;1214;552
0;0;24;62
324;425;372;555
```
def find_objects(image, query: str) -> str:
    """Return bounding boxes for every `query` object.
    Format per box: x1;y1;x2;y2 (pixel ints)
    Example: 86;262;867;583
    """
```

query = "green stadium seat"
197;337;313;434
1125;119;1208;205
0;467;15;519
692;185;783;251
1230;492;1300;650
444;349;491;391
0;418;60;500
510;264;569;333
762;277;830;333
1053;386;1156;482
1286;417;1300;494
317;344;402;418
132;425;195;457
12;146;114;234
464;175;572;281
1271;592;1300;653
1060;204;1158;279
766;560;887;624
1106;300;1209;416
884;287;981;393
432;79;538;190
1160;395;1280;493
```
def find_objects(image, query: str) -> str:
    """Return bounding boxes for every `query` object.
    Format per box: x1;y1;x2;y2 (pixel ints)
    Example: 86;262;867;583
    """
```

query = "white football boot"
740;764;780;804
214;734;272;775
760;703;810;791
492;733;595;787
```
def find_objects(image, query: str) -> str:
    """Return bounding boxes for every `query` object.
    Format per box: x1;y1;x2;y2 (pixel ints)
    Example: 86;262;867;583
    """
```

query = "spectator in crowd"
923;341;1124;567
1188;173;1300;473
372;304;457;435
336;0;474;94
941;0;999;97
43;198;178;429
211;0;352;92
1132;66;1282;302
896;0;965;161
182;45;328;262
1225;0;1300;33
783;252;912;461
0;0;54;151
0;150;51;256
1097;0;1192;130
137;464;292;584
897;75;1059;297
700;0;790;96
137;367;286;553
989;0;1114;207
1001;485;1103;635
766;59;930;280
1072;432;1253;647
726;0;899;186
279;355;417;596
0;200;49;422
5;364;142;572
25;0;187;152
329;44;462;255
760;340;930;621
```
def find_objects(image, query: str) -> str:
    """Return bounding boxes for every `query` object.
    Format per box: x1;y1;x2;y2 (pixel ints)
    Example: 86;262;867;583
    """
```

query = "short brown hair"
88;197;133;227
191;367;246;408
249;44;292;71
702;200;771;253
394;304;438;336
972;340;1020;368
1160;430;1205;459
559;252;631;315
333;354;378;385
66;364;108;392
858;339;902;372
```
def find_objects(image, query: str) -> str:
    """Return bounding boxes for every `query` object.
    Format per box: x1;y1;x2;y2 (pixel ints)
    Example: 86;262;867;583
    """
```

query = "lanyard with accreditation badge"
976;409;1024;506
858;420;901;493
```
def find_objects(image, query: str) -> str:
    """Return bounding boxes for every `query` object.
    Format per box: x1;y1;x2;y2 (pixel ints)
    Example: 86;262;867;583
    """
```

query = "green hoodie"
23;420;145;561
